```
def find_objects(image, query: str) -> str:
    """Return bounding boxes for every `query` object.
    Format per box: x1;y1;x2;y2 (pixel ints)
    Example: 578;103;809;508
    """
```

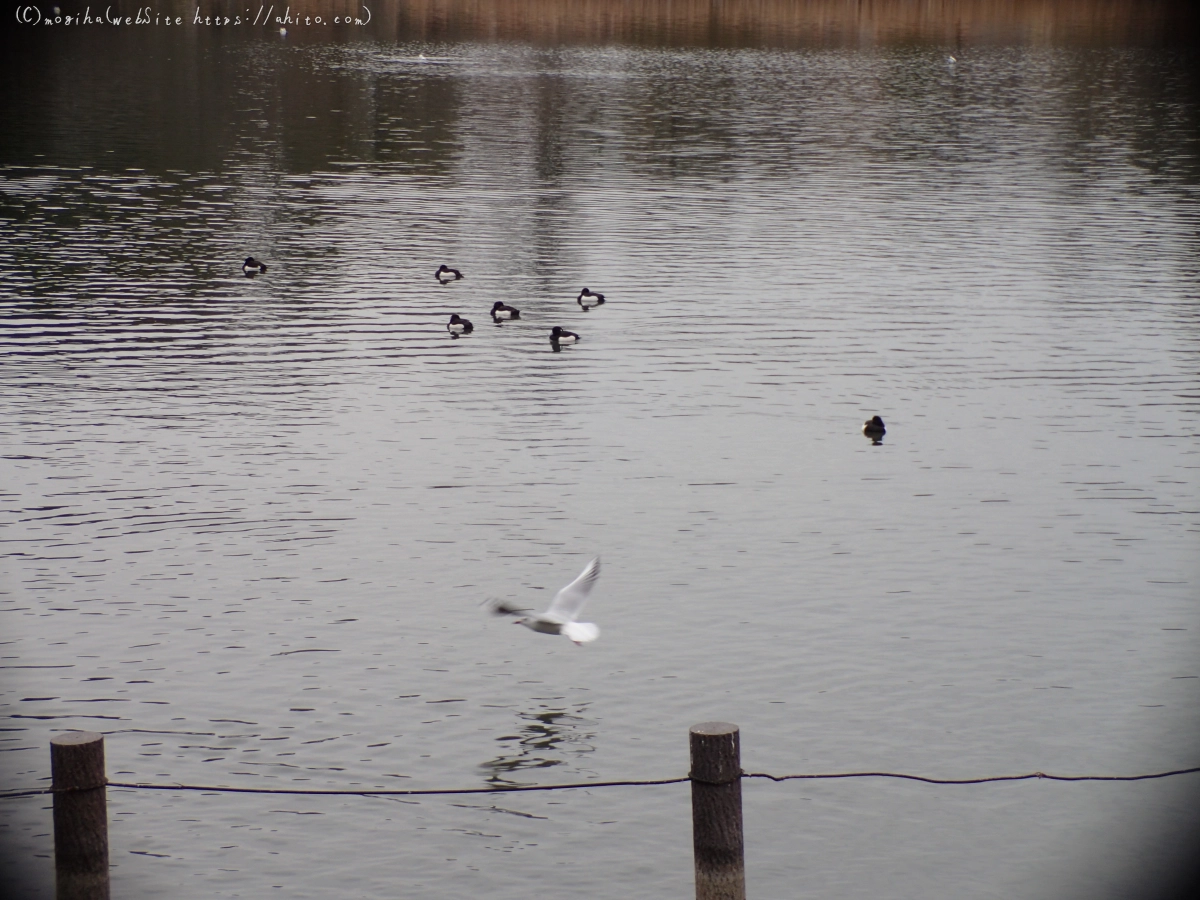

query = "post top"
51;731;104;747
690;722;739;737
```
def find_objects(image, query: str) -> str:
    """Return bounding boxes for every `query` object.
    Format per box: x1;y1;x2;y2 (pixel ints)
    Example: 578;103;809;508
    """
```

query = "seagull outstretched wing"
546;557;600;623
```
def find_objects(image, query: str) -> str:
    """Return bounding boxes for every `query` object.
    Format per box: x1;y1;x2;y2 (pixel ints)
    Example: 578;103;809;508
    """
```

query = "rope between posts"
106;776;691;796
741;765;1200;785
4;766;1199;801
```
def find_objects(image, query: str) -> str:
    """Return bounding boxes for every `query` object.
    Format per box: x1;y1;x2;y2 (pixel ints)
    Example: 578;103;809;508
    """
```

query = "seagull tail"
562;621;599;644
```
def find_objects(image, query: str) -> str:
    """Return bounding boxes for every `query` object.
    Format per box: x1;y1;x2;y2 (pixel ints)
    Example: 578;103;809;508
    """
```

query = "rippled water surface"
2;8;1199;899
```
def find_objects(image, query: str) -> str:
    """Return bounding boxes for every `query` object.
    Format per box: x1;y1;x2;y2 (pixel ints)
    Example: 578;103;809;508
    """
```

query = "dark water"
2;3;1199;898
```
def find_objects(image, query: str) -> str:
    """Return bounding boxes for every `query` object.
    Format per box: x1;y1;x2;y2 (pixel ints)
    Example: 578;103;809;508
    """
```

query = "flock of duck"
242;256;886;439
432;263;604;350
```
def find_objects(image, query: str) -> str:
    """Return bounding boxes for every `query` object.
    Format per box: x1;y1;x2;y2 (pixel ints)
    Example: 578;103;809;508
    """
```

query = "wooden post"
51;732;110;900
690;722;746;900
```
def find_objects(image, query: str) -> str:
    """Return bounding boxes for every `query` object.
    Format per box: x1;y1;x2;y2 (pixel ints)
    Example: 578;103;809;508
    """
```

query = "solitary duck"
862;415;886;440
447;314;474;336
242;257;268;276
577;287;605;310
490;301;520;322
436;264;463;283
550;326;580;348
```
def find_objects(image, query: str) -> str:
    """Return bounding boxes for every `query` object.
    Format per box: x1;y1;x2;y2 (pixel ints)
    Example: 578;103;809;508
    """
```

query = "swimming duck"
577;287;605;310
491;301;521;322
242;257;268;276
436;265;463;283
550;326;580;346
862;415;886;439
447;314;474;336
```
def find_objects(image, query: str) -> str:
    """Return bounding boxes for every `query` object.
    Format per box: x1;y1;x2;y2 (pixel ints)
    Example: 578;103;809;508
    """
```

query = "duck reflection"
480;704;596;785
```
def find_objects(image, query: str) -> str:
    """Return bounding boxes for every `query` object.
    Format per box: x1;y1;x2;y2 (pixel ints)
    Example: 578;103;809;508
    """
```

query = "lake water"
2;2;1199;898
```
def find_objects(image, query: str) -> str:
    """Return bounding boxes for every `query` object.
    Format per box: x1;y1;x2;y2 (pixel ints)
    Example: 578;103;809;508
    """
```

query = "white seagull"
488;557;601;645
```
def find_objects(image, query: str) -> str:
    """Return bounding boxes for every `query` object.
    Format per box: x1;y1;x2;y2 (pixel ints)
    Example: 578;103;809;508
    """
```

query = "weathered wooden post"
690;722;746;900
51;732;110;900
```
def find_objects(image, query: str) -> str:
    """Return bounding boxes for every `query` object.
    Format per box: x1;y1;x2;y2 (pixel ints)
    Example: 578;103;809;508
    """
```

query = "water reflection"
5;16;1199;186
480;704;597;785
372;0;1198;48
13;0;1192;49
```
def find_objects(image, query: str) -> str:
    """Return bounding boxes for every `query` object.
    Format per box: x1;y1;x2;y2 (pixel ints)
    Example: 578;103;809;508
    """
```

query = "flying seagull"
488;557;601;645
